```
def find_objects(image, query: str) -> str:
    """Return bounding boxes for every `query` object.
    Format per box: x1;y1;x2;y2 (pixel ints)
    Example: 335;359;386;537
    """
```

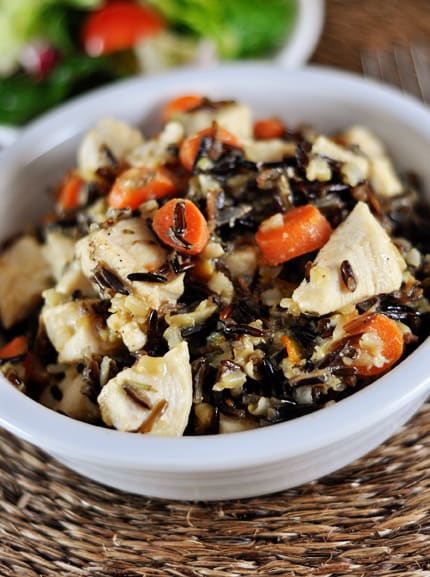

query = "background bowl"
276;0;325;68
0;64;429;501
0;0;324;149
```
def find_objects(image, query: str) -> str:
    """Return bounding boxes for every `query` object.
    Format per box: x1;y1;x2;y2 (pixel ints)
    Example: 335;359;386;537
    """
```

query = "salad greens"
0;0;102;74
150;0;297;59
0;0;297;125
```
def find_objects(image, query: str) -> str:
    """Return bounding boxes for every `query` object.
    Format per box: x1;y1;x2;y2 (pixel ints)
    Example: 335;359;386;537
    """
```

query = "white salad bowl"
276;0;325;68
0;64;430;501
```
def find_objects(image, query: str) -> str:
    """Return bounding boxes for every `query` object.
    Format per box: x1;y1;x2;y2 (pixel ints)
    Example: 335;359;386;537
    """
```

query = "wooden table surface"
312;0;430;72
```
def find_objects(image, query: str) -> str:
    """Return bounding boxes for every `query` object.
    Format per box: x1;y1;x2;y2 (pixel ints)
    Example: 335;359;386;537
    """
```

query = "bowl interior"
1;64;430;471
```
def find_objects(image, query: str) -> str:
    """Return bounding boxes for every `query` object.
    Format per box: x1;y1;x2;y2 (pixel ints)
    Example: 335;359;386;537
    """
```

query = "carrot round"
254;118;285;140
281;335;302;364
58;171;85;210
152;198;209;255
162;94;204;123
108;166;178;209
0;335;27;360
343;312;404;376
179;126;242;172
255;204;332;266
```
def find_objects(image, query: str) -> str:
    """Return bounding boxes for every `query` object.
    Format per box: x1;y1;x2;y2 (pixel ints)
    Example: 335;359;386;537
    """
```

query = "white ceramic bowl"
1;64;430;501
276;0;325;68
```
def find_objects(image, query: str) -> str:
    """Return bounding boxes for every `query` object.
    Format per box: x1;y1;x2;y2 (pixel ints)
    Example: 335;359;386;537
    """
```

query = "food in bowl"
0;92;429;437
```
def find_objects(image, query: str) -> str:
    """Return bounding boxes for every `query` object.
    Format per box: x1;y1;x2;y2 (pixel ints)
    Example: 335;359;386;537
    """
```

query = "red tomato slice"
82;1;165;57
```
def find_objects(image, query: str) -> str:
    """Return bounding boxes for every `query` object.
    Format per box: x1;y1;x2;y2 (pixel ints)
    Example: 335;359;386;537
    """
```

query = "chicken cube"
77;117;144;178
98;341;192;435
0;235;51;329
42;297;120;363
40;367;100;423
292;202;407;315
42;231;75;282
177;102;252;139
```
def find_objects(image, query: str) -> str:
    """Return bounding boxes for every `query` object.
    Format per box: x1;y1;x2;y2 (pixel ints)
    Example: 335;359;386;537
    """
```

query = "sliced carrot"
179;126;243;172
0;335;27;360
58;171;85;210
108;166;178;209
254;118;285;140
255;204;332;266
152;198;209;255
343;312;404;376
162;94;204;123
281;335;302;364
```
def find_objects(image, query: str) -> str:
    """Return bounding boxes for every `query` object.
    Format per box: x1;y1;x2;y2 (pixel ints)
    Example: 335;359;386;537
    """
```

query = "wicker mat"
1;403;430;577
2;1;430;576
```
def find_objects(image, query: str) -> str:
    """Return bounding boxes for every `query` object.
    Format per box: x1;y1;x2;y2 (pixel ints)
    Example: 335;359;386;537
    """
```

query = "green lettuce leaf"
148;0;297;58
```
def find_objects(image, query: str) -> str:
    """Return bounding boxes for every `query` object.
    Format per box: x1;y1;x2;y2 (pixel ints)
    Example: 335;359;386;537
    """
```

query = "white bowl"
1;64;430;501
276;0;325;68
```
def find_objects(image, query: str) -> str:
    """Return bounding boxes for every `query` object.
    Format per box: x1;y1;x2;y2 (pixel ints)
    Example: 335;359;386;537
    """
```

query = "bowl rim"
276;0;325;68
1;63;430;473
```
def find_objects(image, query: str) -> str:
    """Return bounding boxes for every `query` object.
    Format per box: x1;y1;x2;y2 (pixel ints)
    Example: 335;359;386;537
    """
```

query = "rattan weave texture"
1;404;430;576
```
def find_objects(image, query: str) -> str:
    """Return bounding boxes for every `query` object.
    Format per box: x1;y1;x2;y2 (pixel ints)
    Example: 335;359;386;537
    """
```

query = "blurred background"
0;1;429;125
0;0;300;126
313;0;430;72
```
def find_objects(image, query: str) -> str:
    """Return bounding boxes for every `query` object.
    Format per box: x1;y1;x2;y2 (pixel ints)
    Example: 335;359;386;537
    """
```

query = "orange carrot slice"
179;126;242;172
281;335;302;364
0;335;27;360
343;312;404;376
255;204;332;266
254;118;285;140
152;198;209;255
108;166;178;209
58;172;85;210
162;94;204;123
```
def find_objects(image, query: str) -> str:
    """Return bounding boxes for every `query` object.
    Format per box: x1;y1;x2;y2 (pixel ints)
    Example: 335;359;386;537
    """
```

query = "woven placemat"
2;1;430;576
1;403;430;577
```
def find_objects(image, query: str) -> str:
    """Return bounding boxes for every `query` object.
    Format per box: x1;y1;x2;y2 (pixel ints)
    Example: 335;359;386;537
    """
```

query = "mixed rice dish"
0;94;429;436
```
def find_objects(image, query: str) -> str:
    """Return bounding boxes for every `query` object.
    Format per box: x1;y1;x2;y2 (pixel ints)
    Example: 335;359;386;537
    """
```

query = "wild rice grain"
340;259;357;292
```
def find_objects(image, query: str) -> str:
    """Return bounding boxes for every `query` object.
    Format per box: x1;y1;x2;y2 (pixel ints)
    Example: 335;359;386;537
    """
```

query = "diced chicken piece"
107;315;147;352
342;126;403;197
55;260;96;297
108;273;185;352
292;202;407;315
207;271;234;304
306;157;332;182
40;367;100;423
98;341;192;435
77;217;184;339
177;102;252;139
42;297;120;363
42;231;75;281
307;135;369;186
77;117;144;178
164;298;218;348
244;139;296;163
0;236;51;329
77;217;171;297
127;121;184;169
370;157;403;197
76;217;162;282
342;126;386;157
